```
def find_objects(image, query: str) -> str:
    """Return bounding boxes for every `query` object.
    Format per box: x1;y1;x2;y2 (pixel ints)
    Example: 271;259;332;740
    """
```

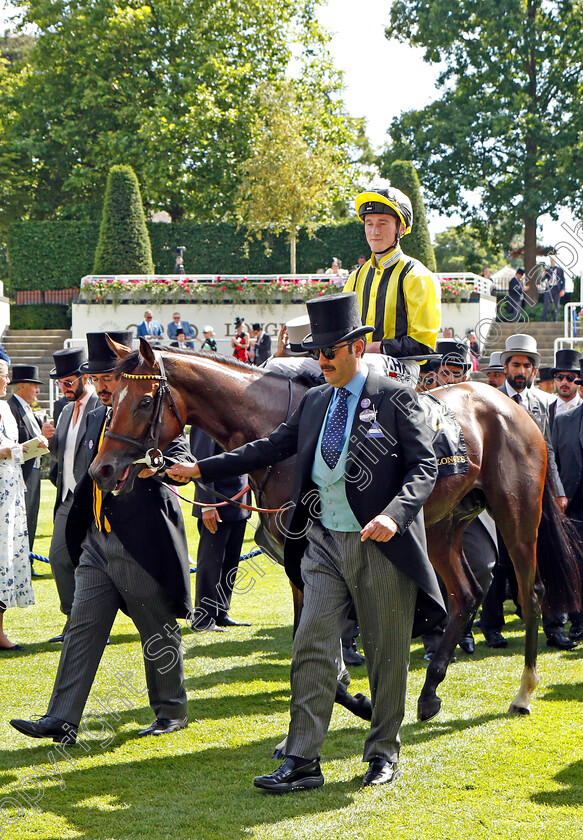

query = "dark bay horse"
90;338;581;721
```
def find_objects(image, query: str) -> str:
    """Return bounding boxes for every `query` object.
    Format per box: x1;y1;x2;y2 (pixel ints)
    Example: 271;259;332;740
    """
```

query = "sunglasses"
309;341;353;361
57;376;81;389
554;373;577;382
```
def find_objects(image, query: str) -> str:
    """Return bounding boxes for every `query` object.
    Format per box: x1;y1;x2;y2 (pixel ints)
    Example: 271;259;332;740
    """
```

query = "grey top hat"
500;334;541;367
551;348;582;375
285;315;311;356
79;331;134;374
301;292;373;350
50;347;87;379
481;351;504;372
435;339;471;371
10;364;43;385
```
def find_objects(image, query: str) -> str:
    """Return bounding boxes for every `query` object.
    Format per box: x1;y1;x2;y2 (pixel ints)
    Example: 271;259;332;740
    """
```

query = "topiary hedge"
7;219;370;290
9;304;70;330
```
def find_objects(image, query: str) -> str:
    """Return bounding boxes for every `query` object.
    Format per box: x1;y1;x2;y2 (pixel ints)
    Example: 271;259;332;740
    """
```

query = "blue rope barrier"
30;552;50;564
189;546;263;573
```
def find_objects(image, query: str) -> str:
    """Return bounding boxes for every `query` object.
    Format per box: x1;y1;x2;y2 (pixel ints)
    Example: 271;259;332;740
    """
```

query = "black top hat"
573;360;583;386
551;348;581;375
79;332;134;374
301;292;373;350
435;339;471;371
10;364;43;385
50;347;87;379
538;366;553;382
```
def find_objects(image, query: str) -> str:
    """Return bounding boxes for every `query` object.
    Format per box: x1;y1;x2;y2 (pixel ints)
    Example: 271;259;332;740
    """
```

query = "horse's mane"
116;346;323;390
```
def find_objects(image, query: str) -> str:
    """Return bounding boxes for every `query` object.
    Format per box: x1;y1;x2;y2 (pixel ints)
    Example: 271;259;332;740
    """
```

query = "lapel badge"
359;408;376;423
360;398;371;408
88;440;94;450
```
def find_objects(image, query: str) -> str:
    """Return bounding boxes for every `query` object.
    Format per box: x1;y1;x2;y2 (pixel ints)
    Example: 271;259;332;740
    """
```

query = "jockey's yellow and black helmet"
355;187;413;236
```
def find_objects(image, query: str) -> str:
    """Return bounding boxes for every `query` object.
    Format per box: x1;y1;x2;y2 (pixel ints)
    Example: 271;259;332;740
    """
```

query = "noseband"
105;351;185;469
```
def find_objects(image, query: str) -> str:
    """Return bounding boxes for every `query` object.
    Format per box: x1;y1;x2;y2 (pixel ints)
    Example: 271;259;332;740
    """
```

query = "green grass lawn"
1;480;582;839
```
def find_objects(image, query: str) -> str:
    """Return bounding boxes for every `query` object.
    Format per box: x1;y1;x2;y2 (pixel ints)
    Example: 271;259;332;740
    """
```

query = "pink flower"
237;285;243;290
221;285;226;291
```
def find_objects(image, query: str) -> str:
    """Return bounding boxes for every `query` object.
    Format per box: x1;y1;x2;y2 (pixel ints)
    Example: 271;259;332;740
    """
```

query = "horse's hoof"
352;693;373;722
417;696;442;721
508;703;531;716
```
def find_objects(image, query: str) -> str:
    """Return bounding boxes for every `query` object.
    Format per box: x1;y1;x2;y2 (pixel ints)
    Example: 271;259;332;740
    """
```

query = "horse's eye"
138;397;153;410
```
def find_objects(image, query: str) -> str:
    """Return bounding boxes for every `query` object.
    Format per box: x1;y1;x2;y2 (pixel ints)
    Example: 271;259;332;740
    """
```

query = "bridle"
104;349;291;514
105;350;185;470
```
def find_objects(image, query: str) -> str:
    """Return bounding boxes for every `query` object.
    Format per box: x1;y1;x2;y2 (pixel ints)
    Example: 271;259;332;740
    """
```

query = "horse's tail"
537;468;583;615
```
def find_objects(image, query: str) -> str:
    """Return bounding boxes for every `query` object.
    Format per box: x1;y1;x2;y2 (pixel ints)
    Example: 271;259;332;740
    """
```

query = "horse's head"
89;337;185;494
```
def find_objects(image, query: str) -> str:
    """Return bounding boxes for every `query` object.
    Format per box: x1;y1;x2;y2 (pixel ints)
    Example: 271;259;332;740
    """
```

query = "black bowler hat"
551;348;581;375
301;292;373;350
435;339;471;372
50;347;87;379
79;332;134;374
10;364;43;385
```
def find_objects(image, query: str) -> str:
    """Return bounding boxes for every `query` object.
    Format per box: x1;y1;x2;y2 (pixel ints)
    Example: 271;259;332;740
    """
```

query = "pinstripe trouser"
47;524;187;727
286;522;417;764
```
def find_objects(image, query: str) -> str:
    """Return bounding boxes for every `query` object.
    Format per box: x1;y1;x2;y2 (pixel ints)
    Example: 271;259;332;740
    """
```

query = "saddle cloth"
418;392;469;476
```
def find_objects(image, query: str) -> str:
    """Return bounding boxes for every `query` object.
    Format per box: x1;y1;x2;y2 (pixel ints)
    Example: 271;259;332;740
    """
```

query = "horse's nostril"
99;464;113;480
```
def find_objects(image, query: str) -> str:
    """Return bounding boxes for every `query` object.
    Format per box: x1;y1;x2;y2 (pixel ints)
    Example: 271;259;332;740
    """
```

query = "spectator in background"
250;323;272;366
541;256;566;322
137;310;164;341
167;312;195;341
442;327;454;339
262;315;322;379
170;330;194;350
325;258;348;284
231;317;250;363
506;268;525;322
7;366;45;556
0;343;10;365
467;331;480;371
481;352;506;389
537;367;556;395
0;358;37;650
352;255;367;271
199;326;217;353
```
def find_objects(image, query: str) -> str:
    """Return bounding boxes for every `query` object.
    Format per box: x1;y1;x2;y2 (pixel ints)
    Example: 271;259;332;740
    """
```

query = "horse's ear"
106;334;133;359
138;336;157;368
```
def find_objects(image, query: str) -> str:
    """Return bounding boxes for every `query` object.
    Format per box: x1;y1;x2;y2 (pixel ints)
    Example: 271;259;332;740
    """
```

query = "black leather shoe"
215;616;251;627
137;716;188;737
363;757;401;786
0;644;23;652
254;757;324;793
10;716;77;743
484;631;508;648
342;646;366;667
458;632;475;654
48;620;70;643
31;569;45;579
546;631;577;650
569;624;583;641
189;618;226;633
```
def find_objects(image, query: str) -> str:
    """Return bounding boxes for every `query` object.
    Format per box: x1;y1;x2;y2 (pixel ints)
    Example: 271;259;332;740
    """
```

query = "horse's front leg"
418;525;480;721
507;541;541;715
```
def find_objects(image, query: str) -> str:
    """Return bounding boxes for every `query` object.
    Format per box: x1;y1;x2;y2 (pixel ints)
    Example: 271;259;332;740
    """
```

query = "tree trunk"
523;216;539;304
289;232;297;274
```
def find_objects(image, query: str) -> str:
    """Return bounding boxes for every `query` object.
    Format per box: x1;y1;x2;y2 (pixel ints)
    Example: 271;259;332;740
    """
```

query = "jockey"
344;187;441;362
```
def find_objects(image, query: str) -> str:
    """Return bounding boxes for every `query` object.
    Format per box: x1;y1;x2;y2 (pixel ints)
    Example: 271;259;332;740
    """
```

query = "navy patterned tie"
321;387;350;469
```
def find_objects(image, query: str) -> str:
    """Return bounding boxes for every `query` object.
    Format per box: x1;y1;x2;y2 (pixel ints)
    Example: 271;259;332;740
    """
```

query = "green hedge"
9;304;70;329
8;220;369;290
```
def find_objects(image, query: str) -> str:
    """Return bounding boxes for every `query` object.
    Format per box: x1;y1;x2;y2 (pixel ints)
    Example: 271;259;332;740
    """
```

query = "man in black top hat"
548;349;582;428
250;323;272;366
168;292;445;790
8;365;45;554
43;347;100;642
550;356;583;643
10;331;193;744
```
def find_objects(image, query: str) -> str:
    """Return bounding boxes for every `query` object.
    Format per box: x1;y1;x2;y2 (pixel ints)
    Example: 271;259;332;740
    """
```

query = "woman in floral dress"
0;359;35;650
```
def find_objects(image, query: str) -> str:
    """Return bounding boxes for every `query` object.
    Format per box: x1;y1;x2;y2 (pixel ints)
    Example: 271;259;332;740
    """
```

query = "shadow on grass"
182;624;294;662
530;758;583;807
0;734;361;840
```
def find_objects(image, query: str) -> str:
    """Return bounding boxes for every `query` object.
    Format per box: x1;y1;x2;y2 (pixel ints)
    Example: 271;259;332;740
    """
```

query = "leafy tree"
235;78;358;273
0;0;339;229
388;160;436;271
93;165;153;275
380;0;583;291
433;223;507;274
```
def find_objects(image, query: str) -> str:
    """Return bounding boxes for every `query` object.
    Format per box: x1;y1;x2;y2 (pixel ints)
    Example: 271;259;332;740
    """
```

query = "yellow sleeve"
402;266;441;350
343;271;356;293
